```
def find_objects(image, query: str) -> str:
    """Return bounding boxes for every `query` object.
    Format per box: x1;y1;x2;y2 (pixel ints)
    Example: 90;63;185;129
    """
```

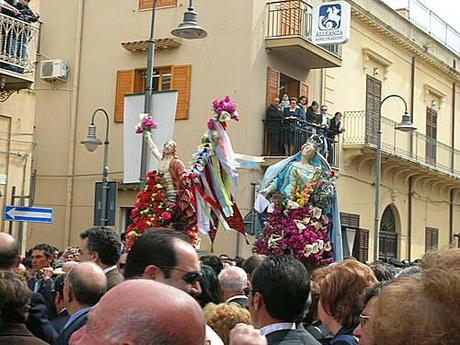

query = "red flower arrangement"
124;171;175;251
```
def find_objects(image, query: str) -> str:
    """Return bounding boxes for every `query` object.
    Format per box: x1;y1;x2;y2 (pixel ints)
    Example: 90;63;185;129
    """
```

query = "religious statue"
146;138;186;204
255;136;342;267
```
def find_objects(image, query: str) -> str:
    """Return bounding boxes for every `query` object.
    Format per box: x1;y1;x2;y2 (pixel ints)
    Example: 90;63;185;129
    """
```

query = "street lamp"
374;95;416;261
81;108;110;226
171;0;208;39
139;0;207;189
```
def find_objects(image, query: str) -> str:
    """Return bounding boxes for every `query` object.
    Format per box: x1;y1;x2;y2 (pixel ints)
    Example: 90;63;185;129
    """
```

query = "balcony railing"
0;13;40;84
343;111;460;177
266;0;342;57
263;118;340;168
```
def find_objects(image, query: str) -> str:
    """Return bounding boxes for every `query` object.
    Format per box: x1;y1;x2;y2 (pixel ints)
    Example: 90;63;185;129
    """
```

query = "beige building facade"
28;0;459;261
0;0;40;251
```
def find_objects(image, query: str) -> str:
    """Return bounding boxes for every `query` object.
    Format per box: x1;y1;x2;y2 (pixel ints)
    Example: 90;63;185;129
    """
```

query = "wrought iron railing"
263;118;340;168
0;13;40;78
266;0;342;57
343;111;460;177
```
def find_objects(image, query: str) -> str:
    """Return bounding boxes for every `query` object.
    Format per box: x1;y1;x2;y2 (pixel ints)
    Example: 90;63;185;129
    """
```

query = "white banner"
123;91;178;184
312;1;351;45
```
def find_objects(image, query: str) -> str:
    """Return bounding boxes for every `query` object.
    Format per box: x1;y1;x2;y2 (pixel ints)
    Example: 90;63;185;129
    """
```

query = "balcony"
0;13;40;97
343;111;460;182
266;0;342;69
263;118;339;168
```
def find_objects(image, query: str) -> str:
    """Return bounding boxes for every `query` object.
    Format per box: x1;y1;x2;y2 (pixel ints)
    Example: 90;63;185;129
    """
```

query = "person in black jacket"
265;97;284;155
327;112;345;165
249;256;320;345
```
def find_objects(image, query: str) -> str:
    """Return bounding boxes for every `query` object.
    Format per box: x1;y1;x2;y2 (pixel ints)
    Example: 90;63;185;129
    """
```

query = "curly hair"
80;227;121;266
204;303;251;345
370;249;460;345
318;259;377;329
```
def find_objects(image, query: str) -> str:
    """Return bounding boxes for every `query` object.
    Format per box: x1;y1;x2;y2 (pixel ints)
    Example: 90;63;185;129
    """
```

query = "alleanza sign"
312;1;351;45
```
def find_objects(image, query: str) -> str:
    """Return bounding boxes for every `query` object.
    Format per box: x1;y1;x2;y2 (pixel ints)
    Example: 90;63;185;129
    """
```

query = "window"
426;107;437;164
139;0;177;10
120;207;134;234
379;206;398;260
425;227;439;252
266;67;308;107
340;213;368;262
365;75;382;145
114;65;192;122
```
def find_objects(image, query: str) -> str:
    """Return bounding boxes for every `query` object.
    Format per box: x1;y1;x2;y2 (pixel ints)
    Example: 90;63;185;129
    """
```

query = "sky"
382;0;460;32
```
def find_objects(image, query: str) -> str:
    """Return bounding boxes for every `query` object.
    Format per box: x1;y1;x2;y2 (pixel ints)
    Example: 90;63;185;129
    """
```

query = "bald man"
54;262;107;345
69;279;206;345
0;233;57;343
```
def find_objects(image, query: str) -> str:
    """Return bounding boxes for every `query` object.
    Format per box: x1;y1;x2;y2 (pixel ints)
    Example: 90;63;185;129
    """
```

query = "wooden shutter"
425;107;437;164
280;0;301;36
340;212;360;228
352;228;369;262
299;82;309;99
114;70;135;123
171;65;192;120
139;0;177;10
266;67;280;107
365;75;381;145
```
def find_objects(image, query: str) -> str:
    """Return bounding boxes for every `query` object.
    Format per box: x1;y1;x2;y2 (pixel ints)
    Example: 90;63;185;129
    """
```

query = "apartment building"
29;0;459;261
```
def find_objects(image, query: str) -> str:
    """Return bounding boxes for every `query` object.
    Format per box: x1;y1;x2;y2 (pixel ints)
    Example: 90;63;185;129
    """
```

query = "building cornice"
349;1;460;82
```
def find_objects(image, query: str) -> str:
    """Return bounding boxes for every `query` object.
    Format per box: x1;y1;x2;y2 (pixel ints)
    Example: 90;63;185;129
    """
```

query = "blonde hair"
370;249;460;345
204;303;251;345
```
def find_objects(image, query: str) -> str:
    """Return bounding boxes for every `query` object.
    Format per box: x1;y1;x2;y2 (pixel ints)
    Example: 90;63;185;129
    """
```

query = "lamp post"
81;108;110;226
139;0;207;189
374;95;416;261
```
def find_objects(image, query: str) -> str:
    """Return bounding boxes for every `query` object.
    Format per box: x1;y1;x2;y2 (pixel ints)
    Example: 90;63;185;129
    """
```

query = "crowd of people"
0;227;459;345
265;94;345;162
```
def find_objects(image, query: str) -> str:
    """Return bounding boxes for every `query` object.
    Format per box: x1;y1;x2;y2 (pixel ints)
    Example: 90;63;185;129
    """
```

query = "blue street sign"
4;206;53;223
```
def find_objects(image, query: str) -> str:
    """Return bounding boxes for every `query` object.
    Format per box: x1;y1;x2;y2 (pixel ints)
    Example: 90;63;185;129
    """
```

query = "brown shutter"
299;82;309;99
280;1;301;36
425;227;439;252
266;67;280;107
171;65;192;120
139;0;177;10
365;75;381;145
114;70;136;123
353;228;369;262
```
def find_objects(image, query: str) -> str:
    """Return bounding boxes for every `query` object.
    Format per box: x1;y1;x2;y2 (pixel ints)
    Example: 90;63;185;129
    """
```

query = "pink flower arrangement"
135;113;158;134
211;96;239;122
255;193;334;267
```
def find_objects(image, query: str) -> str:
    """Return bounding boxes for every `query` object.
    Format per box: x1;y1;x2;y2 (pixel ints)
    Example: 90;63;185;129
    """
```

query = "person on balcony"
282;97;304;121
305;101;321;138
327;112;345;165
298;96;308;120
265;97;284;156
283;98;304;155
0;0;20;16
280;93;290;110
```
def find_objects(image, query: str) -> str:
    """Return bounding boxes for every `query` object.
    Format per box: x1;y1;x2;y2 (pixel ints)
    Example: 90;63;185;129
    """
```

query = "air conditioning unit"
40;59;69;81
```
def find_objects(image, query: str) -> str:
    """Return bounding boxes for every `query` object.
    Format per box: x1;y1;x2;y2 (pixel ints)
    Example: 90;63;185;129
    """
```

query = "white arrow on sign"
6;208;51;219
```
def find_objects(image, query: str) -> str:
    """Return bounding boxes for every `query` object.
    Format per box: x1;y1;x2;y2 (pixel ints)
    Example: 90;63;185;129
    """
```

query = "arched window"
379;205;398;259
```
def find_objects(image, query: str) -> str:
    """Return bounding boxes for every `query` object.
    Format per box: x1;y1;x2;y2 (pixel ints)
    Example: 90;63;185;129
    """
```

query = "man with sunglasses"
124;228;202;297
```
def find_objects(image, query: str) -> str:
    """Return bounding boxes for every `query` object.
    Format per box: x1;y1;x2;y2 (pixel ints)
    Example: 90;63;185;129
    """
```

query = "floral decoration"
211;96;239;124
124;170;175;251
135;113;158;134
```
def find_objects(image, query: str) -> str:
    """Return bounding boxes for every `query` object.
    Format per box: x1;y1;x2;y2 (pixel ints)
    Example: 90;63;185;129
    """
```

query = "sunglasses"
359;314;371;328
165;267;202;284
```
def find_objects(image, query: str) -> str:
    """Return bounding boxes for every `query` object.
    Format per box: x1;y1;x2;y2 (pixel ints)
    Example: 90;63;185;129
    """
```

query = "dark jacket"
27;277;56;319
26;292;58;343
283;107;305;121
53;308;90;345
0;323;49;345
105;267;124;290
227;296;249;309
266;105;282;120
266;329;321;345
50;309;70;334
330;326;358;345
327;118;343;139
